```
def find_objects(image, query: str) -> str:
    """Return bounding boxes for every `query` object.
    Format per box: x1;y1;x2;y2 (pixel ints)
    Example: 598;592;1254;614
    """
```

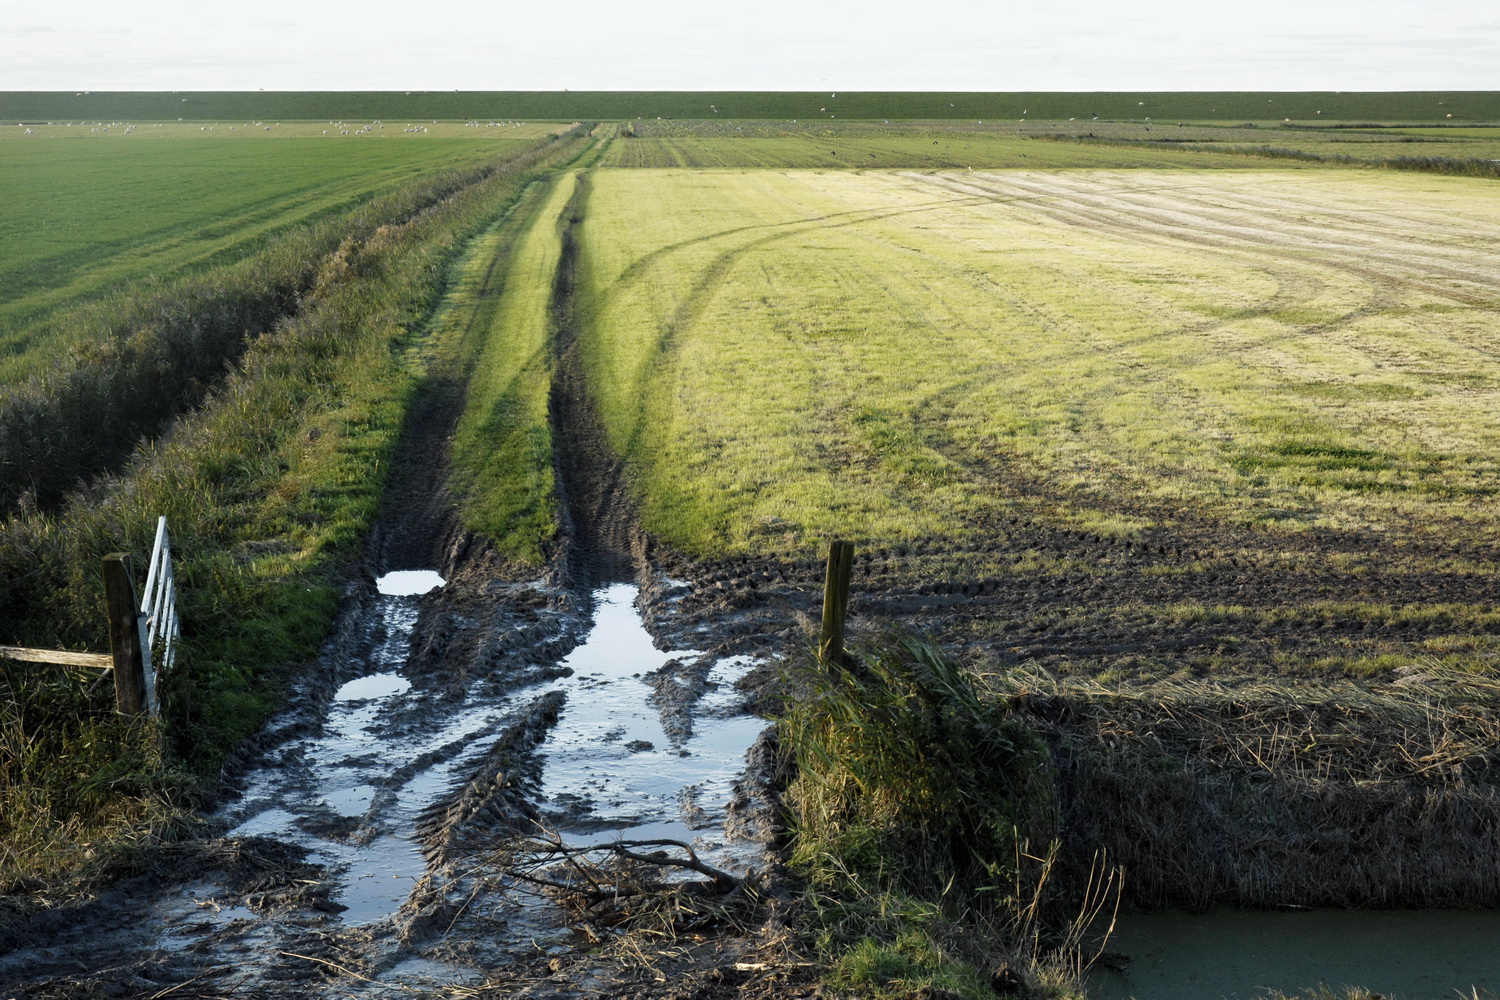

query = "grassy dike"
0;127;593;898
6;90;1500;125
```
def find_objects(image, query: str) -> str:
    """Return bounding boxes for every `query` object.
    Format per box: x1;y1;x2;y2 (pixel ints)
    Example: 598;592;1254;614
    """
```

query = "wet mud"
2;511;791;1000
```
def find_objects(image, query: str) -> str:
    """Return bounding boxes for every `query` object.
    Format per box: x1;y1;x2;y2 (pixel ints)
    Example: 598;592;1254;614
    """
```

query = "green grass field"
567;165;1500;684
599;120;1325;169
0;123;564;365
600;118;1500;170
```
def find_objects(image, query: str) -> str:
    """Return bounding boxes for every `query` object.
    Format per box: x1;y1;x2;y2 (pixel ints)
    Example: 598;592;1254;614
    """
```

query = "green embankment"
4;90;1499;124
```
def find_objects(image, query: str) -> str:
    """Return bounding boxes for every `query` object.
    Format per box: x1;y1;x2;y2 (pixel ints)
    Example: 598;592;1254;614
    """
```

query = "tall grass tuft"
780;632;1110;998
784;631;1053;890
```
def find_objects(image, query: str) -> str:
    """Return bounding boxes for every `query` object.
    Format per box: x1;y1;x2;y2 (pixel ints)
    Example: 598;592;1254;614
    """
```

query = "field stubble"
576;166;1500;685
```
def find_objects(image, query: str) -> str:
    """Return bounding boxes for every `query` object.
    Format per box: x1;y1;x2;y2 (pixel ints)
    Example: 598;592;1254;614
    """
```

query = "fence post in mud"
102;553;149;718
820;540;854;668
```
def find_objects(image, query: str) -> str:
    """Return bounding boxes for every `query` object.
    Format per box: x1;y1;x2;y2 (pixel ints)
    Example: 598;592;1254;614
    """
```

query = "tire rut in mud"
548;175;645;592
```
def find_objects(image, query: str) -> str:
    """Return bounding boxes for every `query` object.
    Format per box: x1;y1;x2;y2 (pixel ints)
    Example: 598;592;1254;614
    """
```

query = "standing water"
536;583;765;858
1089;908;1500;999
220;573;767;928
225;569;451;923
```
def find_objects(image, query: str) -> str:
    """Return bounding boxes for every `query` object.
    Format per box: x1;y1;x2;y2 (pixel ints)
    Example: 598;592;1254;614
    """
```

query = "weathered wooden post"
102;553;149;717
819;540;854;668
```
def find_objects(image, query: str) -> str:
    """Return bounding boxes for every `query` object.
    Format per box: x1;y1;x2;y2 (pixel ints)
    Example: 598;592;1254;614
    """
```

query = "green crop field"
0;123;564;369
599;120;1330;170
600;118;1500;170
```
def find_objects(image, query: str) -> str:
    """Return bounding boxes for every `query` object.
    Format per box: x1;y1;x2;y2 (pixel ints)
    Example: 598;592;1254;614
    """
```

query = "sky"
2;0;1496;92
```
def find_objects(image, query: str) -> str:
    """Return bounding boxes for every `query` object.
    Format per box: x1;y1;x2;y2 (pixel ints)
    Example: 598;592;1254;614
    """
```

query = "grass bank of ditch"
778;631;1500;999
0;126;593;901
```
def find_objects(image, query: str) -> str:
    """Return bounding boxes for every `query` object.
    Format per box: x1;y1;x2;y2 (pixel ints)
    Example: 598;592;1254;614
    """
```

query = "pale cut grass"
575;167;1500;558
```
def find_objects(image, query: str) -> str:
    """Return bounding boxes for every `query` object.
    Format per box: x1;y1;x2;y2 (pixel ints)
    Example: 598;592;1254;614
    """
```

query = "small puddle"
1090;908;1500;999
376;570;446;596
335;673;411;702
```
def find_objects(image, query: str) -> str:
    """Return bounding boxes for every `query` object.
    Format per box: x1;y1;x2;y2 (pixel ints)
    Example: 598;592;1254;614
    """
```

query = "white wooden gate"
139;516;179;716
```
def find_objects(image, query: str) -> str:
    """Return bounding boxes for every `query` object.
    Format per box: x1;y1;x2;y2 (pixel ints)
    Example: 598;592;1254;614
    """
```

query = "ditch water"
1089;908;1500;999
219;572;766;928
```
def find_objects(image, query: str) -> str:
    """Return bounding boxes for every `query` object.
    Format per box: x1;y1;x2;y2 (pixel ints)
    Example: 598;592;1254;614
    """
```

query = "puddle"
1090;908;1500;999
376;569;446;596
535;583;766;864
335;672;411;701
216;575;766;935
222;569;479;925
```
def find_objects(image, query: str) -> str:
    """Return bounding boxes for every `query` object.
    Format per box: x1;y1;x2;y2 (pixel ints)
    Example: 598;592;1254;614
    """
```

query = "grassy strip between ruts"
441;172;582;566
0;126;594;898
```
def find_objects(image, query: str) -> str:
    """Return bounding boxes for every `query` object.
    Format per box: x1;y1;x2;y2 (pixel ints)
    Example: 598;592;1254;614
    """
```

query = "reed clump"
780;632;1108;999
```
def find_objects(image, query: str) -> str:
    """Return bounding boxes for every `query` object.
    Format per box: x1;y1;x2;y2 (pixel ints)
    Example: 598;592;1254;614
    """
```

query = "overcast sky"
2;0;1495;92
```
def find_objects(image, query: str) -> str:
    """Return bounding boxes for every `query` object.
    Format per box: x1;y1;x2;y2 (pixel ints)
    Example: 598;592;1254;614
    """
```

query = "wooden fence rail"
0;645;111;669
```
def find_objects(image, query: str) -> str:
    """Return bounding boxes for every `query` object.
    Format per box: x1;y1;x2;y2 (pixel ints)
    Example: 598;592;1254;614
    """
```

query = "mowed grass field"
0;122;564;366
576;166;1500;675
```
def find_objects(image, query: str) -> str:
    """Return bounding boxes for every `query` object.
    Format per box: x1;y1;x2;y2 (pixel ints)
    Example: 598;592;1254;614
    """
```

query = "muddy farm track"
0;222;808;1000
